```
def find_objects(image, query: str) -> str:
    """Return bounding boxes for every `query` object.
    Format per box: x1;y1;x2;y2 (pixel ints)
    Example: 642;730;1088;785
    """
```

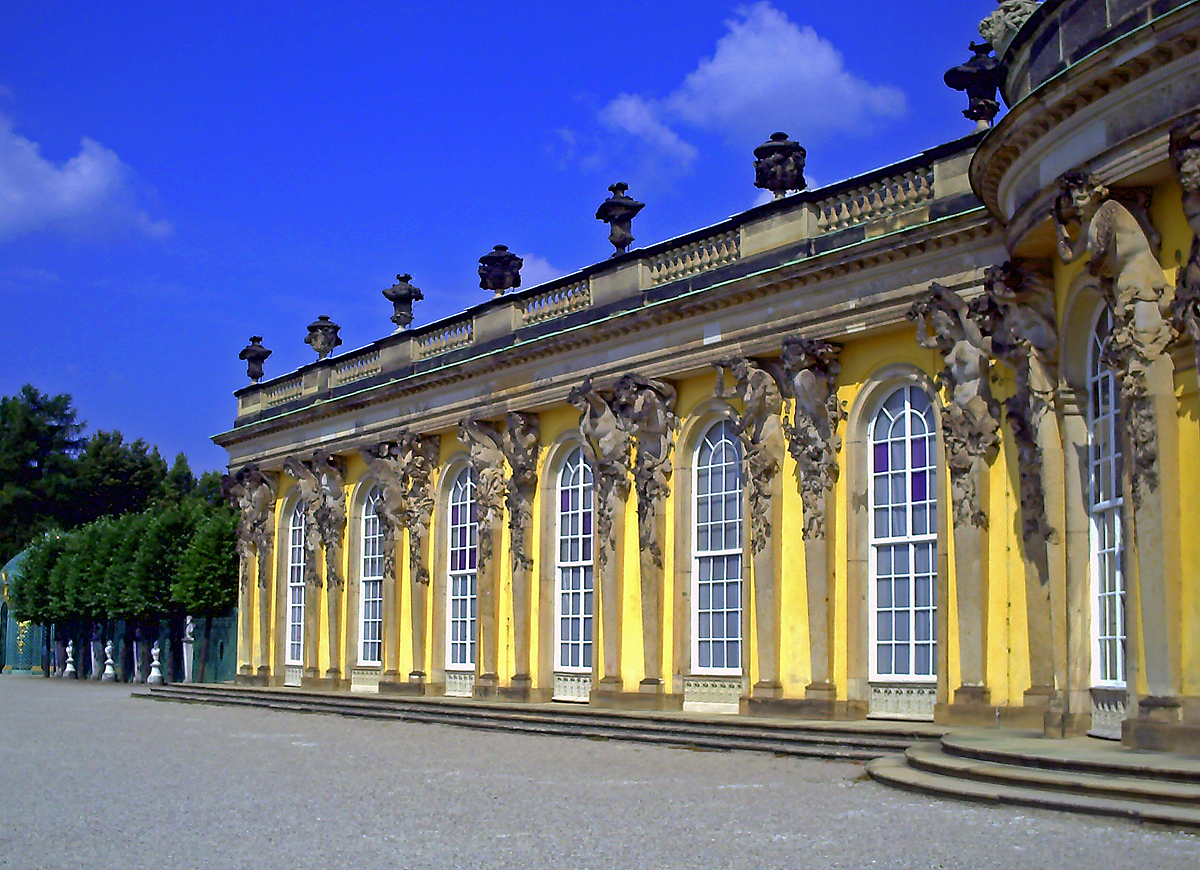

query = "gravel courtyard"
0;677;1195;870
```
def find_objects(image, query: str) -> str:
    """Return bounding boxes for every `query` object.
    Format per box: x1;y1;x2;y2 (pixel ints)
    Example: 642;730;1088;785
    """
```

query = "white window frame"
867;386;938;683
691;419;743;677
555;447;594;674
358;487;384;666
286;501;306;666
445;467;477;672
1088;307;1127;688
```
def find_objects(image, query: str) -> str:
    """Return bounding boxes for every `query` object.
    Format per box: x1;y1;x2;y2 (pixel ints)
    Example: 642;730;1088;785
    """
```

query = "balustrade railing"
647;229;741;286
263;376;303;408
814;166;934;233
521;279;591;325
417;317;473;359
331;349;381;387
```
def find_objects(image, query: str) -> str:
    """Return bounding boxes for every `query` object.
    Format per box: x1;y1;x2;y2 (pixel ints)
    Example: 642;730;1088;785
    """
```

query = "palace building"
216;0;1200;755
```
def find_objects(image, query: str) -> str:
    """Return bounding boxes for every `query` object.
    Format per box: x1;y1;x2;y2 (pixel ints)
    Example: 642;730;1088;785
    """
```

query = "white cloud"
0;113;171;241
596;2;906;168
519;253;566;288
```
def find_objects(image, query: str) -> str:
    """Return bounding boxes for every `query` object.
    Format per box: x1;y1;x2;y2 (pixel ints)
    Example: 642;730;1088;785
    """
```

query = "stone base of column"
589;681;682;711
1022;685;1069;738
238;664;253;677
473;672;500;699
378;671;425;695
301;675;347;692
498;675;532;702
742;695;867;721
256;665;271;683
936;684;996;727
1122;696;1200;755
235;671;269;687
749;680;783;701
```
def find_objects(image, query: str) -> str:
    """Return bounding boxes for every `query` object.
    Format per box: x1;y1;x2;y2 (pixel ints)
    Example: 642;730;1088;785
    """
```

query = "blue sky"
1;1;998;471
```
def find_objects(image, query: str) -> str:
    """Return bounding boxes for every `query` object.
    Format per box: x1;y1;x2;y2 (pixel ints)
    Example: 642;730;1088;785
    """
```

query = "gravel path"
0;676;1195;869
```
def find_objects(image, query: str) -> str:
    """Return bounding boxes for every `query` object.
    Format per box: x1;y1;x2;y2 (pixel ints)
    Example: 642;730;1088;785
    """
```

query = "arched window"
287;501;306;666
869;386;938;681
359;487;384;666
1089;308;1125;686
693;420;743;674
446;468;477;671
555;447;594;672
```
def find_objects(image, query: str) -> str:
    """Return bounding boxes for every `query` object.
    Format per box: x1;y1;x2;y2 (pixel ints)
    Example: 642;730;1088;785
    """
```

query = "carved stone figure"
147;642;164;685
64;639;77;679
1170;114;1200;377
102;640;116;682
909;283;1001;528
397;430;439;587
753;132;807;198
500;413;541;573
457;419;507;566
596;182;645;256
944;42;1001;127
239;336;272;383
1054;169;1176;504
780;337;846;540
311;450;349;589
612;374;678;568
567;376;632;571
304;315;342;360
225;464;278;592
361;441;408;590
978;0;1040;57
478;245;523;296
383;274;424;330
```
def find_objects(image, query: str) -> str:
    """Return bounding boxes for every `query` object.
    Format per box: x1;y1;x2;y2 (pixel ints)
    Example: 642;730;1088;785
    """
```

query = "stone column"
909;283;1001;715
226;466;278;683
459;419;508;697
403;434;438;686
568;377;633;695
500;413;541;699
1059;393;1094;732
613;375;678;693
312;451;348;688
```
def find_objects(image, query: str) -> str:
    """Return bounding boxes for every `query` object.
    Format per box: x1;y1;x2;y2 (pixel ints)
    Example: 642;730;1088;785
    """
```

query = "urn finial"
478;245;523;297
305;315;342;360
238;336;272;383
753;132;807;199
944;42;1002;128
383;273;424;330
595;182;646;256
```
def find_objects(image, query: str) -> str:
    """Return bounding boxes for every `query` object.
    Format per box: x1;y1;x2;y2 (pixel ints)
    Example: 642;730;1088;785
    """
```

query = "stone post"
500;413;541;699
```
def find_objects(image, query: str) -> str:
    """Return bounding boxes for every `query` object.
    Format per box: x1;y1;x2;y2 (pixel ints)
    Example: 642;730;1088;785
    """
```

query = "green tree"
69;430;169;526
158;453;196;505
7;529;65;625
173;508;238;680
0;386;84;562
126;503;198;624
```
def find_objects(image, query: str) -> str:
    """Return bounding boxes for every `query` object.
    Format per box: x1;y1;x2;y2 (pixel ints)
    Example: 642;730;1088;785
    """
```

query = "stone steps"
868;732;1200;830
144;684;937;761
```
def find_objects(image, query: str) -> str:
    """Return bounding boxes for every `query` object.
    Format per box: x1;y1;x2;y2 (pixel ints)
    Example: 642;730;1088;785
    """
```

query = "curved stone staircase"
868;730;1200;829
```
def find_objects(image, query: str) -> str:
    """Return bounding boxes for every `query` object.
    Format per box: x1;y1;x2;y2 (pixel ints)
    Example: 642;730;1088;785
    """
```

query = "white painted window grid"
1088;308;1126;687
555;447;594;673
287;501;306;666
446;468;478;671
868;386;938;682
692;420;743;675
359;487;384;666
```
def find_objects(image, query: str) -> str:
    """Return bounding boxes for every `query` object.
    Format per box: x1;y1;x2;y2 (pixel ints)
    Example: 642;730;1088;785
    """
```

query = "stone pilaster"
401;432;438;688
360;442;408;687
500;412;541;699
226;466;276;686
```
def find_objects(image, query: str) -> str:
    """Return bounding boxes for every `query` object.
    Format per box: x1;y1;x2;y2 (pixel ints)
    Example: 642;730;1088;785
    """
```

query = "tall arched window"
359;487;384;666
287;501;306;666
556;447;594;672
446;468;477;672
869;386;938;681
1089;308;1125;687
693;420;743;675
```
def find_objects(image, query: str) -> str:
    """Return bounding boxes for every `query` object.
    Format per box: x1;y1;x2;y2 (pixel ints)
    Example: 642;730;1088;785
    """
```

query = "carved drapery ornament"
713;357;786;553
1171;116;1200;380
1054;170;1176;506
780;337;845;541
458;419;508;569
500;413;541;572
612;374;679;569
567;377;632;571
909;283;1002;528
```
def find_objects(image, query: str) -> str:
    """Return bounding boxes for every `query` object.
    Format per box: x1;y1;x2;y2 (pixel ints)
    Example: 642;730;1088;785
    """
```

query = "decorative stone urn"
478;245;523;296
944;42;1002;127
304;315;342;360
383;273;423;330
753;132;807;199
238;336;272;382
595;182;645;256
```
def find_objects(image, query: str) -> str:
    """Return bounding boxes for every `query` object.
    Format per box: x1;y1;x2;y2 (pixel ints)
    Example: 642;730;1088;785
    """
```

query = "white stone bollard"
182;616;195;683
101;640;117;682
64;640;77;679
147;641;165;685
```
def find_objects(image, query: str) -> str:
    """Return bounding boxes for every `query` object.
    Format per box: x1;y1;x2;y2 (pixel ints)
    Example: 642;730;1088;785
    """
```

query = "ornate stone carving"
979;0;1040;58
478;245;523;296
283;452;347;587
567;377;632;571
360;442;408;589
225;465;278;591
1170;115;1200;377
457;419;508;568
781;338;846;541
238;336;271;383
944;42;1001;127
383;274;423;330
1054;169;1176;505
596;183;645;256
612;374;679;568
500;413;541;572
713;357;786;552
753;132;806;199
397;430;439;586
909;283;1001;528
305;315;342;360
982;260;1058;547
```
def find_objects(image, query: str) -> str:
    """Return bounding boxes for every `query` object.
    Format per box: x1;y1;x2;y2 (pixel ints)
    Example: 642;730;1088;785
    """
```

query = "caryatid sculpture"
567;376;632;691
1170;114;1200;383
612;373;678;690
713;357;787;699
457;418;509;692
396;429;439;683
360;441;408;683
1054;167;1182;714
500;412;541;693
978;0;1040;58
909;281;1000;707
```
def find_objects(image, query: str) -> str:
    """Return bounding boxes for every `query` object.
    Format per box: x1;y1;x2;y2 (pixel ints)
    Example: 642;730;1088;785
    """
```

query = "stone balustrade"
416;317;473;359
815;166;934;233
647;229;741;286
521;279;591;325
263;375;303;408
330;349;381;387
